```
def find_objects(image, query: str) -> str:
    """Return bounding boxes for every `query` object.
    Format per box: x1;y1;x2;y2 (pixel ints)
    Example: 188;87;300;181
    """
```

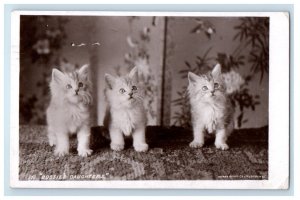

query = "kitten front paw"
215;142;229;150
78;148;93;157
47;134;56;146
189;141;204;148
54;147;69;157
110;143;124;151
48;138;56;147
134;143;148;152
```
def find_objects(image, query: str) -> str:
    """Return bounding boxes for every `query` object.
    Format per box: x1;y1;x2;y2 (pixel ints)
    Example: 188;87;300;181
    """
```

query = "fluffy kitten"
46;65;93;157
104;67;148;152
188;64;234;150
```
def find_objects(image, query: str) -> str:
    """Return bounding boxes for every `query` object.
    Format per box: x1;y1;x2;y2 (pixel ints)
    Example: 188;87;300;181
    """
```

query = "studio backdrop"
19;15;268;129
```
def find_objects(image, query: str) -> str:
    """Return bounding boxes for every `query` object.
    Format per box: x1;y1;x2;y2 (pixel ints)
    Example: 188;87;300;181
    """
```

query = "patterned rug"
19;125;268;180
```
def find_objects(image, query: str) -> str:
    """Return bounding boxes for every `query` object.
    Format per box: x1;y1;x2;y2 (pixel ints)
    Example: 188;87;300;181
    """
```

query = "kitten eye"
214;83;219;89
78;82;83;88
119;88;126;94
66;84;72;89
132;86;137;90
202;86;208;91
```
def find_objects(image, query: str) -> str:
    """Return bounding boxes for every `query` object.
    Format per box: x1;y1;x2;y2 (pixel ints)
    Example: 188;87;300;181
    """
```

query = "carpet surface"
19;125;268;180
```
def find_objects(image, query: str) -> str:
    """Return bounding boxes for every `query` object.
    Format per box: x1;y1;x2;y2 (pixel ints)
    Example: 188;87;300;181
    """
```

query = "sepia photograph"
10;11;289;189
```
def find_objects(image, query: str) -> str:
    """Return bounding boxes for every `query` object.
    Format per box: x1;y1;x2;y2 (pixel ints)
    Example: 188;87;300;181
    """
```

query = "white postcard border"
10;11;289;189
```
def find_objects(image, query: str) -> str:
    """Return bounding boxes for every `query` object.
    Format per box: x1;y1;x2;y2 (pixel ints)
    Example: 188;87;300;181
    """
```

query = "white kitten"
104;67;148;152
46;65;93;157
188;64;234;150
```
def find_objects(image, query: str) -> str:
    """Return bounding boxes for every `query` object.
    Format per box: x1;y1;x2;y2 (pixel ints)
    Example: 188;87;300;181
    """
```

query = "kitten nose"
75;89;79;94
211;91;215;95
129;92;133;97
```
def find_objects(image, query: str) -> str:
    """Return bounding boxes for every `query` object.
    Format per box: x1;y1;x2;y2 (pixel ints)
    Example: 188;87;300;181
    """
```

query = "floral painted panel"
168;17;268;128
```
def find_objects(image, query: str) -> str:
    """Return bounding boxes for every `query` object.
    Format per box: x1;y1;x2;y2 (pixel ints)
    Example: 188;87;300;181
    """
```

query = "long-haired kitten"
188;64;234;150
104;67;148;152
46;65;93;157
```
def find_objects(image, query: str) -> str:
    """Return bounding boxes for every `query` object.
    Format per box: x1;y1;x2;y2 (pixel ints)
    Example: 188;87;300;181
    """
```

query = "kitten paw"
54;147;69;157
48;138;56;147
47;135;56;146
111;143;124;151
189;141;204;148
78;148;93;157
134;143;148;152
215;143;229;150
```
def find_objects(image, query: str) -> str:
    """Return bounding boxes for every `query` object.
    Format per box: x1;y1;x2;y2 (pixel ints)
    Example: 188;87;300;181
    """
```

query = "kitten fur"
46;65;93;157
104;67;148;152
188;64;234;150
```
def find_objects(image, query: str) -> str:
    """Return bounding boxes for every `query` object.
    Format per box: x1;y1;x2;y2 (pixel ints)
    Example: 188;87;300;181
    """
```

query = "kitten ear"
78;64;89;80
212;63;222;77
105;73;115;89
188;72;199;85
129;66;138;82
52;68;65;84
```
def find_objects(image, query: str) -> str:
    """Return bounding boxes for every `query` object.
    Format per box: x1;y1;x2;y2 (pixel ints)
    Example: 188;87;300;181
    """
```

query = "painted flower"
126;36;138;48
206;27;215;35
33;39;50;55
60;61;76;73
124;53;132;63
46;29;61;38
134;57;150;80
191;19;215;38
141;27;150;41
222;70;245;94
